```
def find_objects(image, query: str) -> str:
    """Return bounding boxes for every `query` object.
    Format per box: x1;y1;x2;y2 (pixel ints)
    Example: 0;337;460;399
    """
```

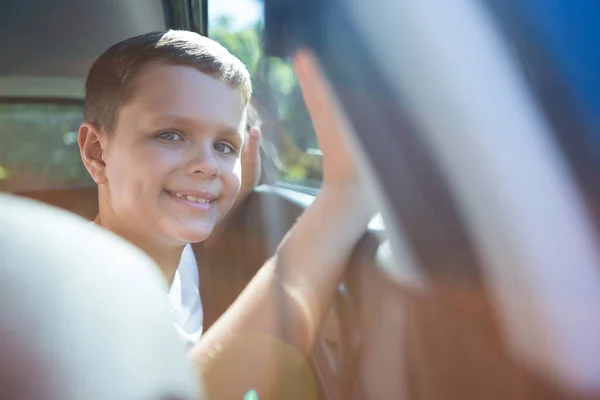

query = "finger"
292;50;342;148
292;50;331;125
243;128;261;158
292;49;357;183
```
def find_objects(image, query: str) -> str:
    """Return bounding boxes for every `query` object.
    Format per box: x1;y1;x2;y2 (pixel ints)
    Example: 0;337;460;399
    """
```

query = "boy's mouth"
164;190;216;205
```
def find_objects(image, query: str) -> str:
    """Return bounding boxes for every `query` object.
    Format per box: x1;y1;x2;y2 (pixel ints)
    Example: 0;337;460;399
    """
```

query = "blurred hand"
292;49;358;186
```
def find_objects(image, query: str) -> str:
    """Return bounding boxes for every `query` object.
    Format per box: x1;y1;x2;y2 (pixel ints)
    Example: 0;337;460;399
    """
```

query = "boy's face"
99;64;246;244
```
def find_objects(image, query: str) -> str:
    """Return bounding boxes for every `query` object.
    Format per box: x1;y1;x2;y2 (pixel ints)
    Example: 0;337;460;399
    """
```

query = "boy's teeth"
174;192;210;204
167;191;211;204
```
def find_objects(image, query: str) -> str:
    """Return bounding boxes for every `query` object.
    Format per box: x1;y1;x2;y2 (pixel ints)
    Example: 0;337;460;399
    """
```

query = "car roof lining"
0;77;85;99
0;0;166;98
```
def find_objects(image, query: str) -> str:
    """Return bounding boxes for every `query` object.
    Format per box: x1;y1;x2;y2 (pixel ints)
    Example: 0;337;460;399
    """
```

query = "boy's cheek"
230;178;243;199
232;161;243;190
233;158;242;177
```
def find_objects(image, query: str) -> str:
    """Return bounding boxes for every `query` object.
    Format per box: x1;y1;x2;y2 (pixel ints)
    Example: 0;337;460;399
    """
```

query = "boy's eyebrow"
218;127;243;136
152;115;242;136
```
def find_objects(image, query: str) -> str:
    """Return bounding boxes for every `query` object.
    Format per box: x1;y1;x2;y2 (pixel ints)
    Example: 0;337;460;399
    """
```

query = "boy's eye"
214;142;235;155
156;130;183;142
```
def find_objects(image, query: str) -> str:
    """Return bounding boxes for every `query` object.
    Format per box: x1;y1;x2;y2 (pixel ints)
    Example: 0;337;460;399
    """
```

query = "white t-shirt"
168;244;203;349
88;223;203;348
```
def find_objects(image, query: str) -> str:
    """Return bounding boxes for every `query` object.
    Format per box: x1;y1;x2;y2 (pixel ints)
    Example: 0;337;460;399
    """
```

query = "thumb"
243;128;261;159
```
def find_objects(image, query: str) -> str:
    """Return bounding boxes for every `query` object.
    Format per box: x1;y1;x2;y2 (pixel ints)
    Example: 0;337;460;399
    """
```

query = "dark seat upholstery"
15;187;99;221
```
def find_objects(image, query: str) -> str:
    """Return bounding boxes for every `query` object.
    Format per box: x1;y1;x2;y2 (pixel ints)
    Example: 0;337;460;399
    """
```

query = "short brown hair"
84;30;252;134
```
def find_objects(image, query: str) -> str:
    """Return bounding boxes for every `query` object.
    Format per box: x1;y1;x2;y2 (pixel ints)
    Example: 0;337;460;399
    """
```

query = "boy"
79;30;370;398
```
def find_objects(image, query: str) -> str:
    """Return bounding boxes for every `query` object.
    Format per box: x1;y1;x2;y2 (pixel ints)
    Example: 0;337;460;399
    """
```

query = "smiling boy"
79;31;254;348
80;31;249;278
79;30;371;398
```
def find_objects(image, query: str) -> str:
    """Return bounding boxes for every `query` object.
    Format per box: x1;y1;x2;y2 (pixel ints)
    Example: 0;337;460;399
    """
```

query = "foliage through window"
0;103;92;192
208;0;323;188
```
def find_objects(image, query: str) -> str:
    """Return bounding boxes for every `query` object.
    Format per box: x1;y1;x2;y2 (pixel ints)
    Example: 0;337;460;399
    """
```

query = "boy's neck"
93;214;184;286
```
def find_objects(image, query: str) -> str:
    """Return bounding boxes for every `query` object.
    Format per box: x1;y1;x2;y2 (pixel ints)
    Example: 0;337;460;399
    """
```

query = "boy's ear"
78;122;108;185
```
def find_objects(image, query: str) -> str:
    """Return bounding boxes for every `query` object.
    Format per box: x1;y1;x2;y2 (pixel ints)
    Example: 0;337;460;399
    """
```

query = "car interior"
1;1;376;398
2;0;600;399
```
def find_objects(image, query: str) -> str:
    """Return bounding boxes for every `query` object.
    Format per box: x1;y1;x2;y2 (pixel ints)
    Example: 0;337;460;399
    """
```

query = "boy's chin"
167;222;214;244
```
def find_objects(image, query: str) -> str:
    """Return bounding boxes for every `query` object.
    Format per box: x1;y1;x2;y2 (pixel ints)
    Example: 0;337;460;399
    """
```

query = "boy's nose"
187;148;220;179
194;165;219;179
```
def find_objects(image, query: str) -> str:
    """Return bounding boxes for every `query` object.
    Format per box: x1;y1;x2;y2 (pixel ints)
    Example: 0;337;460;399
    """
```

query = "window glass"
0;103;92;192
208;0;323;189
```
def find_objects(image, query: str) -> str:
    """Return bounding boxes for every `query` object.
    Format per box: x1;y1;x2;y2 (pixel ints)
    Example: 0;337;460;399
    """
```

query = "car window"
0;102;92;192
208;0;323;190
